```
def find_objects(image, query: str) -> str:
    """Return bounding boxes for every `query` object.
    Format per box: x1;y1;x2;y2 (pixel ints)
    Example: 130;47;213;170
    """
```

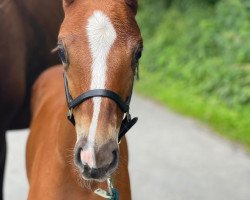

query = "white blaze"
85;11;117;167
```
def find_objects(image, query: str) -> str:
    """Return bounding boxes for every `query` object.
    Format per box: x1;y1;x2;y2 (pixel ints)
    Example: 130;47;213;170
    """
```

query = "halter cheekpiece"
63;72;138;142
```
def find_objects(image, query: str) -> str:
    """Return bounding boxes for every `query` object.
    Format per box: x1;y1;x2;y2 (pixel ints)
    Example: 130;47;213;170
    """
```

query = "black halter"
63;72;138;142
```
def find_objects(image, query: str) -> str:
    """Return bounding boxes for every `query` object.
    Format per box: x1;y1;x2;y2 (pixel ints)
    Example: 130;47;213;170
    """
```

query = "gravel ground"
4;95;250;200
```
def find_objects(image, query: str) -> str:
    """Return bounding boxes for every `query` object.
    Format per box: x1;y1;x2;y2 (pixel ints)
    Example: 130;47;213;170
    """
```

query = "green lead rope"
109;188;119;200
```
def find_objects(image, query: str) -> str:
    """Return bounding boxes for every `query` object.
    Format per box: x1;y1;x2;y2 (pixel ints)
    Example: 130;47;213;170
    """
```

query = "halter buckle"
67;108;73;119
94;188;111;199
126;112;131;122
107;178;114;195
94;178;119;199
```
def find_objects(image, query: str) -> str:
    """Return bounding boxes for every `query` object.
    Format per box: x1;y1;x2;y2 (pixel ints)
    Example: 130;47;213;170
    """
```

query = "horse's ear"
125;0;138;15
63;0;74;6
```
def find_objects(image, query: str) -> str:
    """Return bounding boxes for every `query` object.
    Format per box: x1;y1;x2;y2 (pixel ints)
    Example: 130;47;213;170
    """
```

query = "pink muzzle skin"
80;148;95;168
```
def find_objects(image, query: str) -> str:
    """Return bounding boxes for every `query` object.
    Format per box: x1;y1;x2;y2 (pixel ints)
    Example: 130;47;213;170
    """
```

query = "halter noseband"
63;72;138;142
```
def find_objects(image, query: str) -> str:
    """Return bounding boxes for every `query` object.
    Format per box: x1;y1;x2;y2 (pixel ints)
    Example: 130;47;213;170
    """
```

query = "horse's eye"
134;49;142;63
57;43;68;65
132;48;142;69
132;47;143;79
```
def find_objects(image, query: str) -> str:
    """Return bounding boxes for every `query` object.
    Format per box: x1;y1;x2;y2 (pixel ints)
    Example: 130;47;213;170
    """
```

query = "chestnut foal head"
58;0;142;181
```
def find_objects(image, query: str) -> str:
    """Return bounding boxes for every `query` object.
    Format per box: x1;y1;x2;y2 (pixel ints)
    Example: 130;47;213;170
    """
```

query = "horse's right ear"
63;0;74;6
125;0;138;15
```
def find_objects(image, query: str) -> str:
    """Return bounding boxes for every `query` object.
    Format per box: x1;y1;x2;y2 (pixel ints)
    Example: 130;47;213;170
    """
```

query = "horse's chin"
79;162;118;182
81;175;108;183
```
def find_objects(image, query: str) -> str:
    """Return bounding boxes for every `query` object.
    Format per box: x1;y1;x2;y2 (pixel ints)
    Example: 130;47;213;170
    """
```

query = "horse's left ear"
125;0;138;15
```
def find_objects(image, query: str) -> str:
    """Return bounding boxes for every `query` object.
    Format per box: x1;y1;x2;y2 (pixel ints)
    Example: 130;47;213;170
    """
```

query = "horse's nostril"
112;149;118;164
77;148;82;161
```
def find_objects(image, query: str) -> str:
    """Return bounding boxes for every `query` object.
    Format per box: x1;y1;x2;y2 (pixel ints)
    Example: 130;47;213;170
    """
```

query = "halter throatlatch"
63;72;138;142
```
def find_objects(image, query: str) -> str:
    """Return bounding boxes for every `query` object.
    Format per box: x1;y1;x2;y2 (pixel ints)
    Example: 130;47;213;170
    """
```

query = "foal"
27;0;142;199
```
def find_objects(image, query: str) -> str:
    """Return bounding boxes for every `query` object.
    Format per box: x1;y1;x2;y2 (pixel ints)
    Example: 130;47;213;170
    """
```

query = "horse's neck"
14;0;63;39
56;114;76;165
24;0;63;32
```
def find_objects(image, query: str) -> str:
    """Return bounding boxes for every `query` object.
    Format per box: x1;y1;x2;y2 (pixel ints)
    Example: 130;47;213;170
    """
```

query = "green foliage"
137;0;250;148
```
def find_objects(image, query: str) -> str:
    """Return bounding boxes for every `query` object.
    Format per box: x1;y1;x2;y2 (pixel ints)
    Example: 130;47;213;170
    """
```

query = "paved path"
4;95;250;200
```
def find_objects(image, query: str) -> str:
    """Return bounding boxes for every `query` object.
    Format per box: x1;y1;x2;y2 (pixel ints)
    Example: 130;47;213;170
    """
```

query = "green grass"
135;0;250;149
135;69;250;149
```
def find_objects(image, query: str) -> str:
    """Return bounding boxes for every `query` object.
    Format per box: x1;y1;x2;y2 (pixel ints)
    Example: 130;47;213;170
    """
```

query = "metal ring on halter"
107;178;114;196
67;108;73;119
94;178;119;200
126;112;131;121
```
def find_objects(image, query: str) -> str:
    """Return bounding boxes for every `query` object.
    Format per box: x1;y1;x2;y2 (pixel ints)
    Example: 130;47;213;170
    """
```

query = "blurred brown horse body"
0;0;63;199
27;66;131;200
